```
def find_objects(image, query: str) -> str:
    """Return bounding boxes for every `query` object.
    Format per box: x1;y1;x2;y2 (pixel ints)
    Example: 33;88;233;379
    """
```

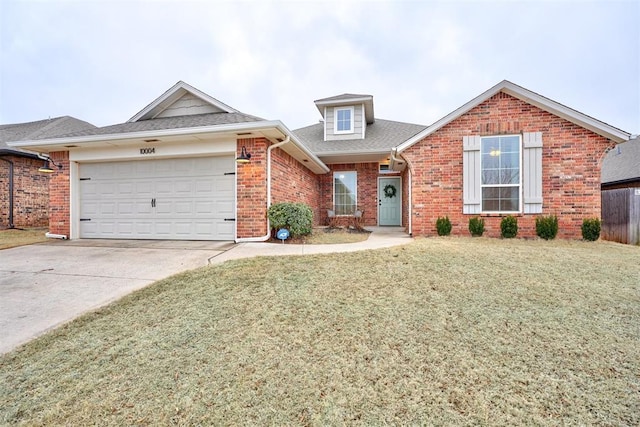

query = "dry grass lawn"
0;227;48;250
1;237;638;425
301;227;370;244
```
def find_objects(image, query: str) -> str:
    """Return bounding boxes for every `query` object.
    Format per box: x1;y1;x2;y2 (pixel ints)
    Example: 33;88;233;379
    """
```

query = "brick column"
48;151;70;237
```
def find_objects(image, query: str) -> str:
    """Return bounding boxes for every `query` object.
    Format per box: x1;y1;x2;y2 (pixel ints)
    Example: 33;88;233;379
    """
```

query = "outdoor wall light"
38;156;63;173
236;146;252;163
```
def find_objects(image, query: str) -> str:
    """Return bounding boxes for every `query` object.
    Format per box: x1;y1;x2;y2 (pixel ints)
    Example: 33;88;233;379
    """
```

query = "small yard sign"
276;229;290;243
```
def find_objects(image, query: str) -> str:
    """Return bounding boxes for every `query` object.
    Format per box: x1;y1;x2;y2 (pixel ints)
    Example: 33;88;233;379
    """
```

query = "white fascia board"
314;96;373;107
396;80;631;153
7;121;286;150
500;83;630;143
274;121;330;174
313;149;389;157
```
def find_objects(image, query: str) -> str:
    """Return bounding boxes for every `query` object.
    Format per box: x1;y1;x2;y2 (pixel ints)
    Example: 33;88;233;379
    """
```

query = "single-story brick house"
8;80;631;241
0;116;95;228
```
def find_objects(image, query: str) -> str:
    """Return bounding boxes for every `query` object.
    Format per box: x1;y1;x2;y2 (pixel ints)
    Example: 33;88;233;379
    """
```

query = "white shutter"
463;135;482;214
523;132;543;214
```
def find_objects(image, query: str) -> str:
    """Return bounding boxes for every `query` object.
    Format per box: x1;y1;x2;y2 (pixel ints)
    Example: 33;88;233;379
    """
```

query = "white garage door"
79;156;235;240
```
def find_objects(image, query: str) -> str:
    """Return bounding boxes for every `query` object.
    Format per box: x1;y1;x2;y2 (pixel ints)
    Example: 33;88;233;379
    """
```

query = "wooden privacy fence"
601;188;640;245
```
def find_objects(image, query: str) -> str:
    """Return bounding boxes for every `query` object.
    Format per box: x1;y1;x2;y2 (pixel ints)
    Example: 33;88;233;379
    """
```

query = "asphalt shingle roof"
294;118;427;154
39;112;266;140
0;116;96;155
314;93;371;103
602;136;640;184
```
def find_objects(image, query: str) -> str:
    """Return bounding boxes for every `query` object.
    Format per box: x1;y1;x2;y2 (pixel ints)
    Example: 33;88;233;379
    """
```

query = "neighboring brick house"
9;80;631;241
0;116;95;228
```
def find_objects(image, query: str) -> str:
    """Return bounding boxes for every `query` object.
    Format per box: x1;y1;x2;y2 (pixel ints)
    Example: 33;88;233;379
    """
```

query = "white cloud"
0;0;638;133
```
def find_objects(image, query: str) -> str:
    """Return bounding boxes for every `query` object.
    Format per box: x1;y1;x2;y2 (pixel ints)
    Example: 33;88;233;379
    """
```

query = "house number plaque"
140;147;156;155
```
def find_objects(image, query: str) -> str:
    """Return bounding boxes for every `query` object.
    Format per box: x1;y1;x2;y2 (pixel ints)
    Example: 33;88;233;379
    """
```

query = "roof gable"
314;93;375;125
396;80;630;152
128;81;239;122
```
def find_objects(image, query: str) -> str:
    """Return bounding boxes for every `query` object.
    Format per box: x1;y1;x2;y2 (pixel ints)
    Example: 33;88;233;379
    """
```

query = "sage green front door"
378;177;401;226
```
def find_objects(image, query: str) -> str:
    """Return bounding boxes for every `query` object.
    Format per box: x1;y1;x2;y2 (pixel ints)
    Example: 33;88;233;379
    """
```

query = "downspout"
391;149;411;236
235;136;290;242
0;157;15;229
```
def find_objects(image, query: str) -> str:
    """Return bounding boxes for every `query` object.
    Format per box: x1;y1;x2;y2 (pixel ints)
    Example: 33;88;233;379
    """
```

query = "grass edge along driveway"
1;237;639;425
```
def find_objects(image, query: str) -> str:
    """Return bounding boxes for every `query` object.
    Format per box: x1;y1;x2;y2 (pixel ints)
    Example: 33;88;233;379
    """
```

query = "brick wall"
236;138;268;238
0;155;50;228
319;163;383;227
47;151;70;236
271;145;322;224
402;92;614;239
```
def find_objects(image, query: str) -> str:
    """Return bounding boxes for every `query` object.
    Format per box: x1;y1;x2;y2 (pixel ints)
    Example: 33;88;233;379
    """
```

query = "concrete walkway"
209;227;412;264
0;227;411;354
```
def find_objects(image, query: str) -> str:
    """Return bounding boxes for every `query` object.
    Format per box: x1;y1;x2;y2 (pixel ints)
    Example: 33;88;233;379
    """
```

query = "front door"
378;177;401;226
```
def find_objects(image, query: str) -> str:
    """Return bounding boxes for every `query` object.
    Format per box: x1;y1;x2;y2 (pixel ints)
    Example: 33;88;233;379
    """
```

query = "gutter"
235;136;290;243
0;157;15;228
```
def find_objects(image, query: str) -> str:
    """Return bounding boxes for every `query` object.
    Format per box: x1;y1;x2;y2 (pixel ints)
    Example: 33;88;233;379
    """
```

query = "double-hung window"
481;135;521;212
334;171;357;215
334;107;354;134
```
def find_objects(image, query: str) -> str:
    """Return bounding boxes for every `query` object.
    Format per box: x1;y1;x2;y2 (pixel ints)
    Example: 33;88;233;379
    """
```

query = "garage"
78;156;235;240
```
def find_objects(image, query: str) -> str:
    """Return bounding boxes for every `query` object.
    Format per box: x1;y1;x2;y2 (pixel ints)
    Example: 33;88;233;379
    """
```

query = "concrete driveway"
0;239;234;354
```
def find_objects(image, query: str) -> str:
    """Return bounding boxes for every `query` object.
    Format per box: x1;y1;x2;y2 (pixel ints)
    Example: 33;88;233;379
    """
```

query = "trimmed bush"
468;217;485;237
436;216;452;236
581;218;601;241
267;202;313;237
500;215;518;238
535;215;559;240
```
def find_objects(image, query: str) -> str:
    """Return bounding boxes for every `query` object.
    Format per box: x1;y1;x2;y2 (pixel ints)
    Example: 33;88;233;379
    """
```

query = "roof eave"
7;120;330;174
274;122;330;174
7;121;284;150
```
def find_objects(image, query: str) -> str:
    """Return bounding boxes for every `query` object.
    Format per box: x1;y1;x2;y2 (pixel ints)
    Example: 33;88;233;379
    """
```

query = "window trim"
333;171;357;215
334;106;354;134
480;134;522;214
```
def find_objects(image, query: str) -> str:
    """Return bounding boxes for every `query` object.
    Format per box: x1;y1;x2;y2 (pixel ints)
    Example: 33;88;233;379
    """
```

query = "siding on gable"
325;104;364;141
155;93;226;118
402;92;615;239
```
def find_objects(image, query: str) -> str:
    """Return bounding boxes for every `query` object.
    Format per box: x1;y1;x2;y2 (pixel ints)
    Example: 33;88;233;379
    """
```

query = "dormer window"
334;107;354;134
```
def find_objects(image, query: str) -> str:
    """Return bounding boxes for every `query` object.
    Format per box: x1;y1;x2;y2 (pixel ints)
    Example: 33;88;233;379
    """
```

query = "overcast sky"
1;0;638;135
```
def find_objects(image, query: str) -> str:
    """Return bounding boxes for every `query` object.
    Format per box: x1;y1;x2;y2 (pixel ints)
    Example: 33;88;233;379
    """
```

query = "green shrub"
468;217;485;237
535;215;559;240
581;218;601;241
436;216;452;236
500;215;518;238
267;202;313;237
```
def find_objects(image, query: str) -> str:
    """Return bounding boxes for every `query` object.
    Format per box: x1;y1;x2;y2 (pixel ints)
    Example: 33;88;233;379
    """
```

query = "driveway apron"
0;241;233;354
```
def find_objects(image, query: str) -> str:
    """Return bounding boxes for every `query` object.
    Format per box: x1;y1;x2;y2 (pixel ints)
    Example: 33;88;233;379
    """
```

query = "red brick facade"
271;145;321;222
0;155;50;228
401;93;614;239
47;151;70;236
236;138;269;238
318;163;383;227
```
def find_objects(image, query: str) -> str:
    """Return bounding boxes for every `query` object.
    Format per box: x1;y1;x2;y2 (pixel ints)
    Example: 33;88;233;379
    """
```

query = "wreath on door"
383;184;397;198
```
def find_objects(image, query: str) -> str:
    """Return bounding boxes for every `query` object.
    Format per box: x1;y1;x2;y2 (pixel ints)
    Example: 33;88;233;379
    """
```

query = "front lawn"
0;227;48;249
1;238;638;425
